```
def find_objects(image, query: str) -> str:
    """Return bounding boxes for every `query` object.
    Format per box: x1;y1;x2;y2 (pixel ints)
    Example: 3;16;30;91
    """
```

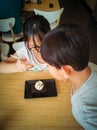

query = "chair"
12;41;25;51
0;42;10;61
0;17;23;43
33;8;64;29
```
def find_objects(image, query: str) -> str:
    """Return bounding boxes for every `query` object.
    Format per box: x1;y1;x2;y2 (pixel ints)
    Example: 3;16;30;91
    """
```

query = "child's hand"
16;57;33;72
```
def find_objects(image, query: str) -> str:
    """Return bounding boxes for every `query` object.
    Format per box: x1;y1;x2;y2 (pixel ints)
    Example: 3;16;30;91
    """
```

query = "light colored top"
16;46;48;71
71;62;97;130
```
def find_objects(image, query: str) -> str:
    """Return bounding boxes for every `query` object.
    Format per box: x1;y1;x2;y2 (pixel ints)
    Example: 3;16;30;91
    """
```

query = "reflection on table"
23;0;60;11
0;71;80;130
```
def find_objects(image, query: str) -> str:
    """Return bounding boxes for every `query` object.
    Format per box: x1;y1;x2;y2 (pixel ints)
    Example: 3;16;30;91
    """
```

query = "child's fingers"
26;64;34;70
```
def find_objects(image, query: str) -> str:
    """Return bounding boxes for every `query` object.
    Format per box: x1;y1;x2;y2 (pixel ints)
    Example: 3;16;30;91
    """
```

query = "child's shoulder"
88;62;97;72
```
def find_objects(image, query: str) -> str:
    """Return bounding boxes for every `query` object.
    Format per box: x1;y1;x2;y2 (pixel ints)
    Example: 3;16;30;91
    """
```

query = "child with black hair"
40;24;97;130
0;14;50;73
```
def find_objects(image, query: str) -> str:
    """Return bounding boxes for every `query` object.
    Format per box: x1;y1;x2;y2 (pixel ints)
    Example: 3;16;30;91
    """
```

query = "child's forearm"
0;62;19;73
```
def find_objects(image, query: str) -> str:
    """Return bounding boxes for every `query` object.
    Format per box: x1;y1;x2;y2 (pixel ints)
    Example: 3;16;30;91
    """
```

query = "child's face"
47;64;69;82
28;35;41;51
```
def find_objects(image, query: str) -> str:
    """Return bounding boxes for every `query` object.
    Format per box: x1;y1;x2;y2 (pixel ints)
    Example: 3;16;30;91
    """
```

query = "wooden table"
0;71;80;130
23;0;60;11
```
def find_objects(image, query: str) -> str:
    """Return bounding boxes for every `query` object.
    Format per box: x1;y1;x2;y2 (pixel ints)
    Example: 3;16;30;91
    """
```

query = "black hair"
40;24;90;71
23;14;50;51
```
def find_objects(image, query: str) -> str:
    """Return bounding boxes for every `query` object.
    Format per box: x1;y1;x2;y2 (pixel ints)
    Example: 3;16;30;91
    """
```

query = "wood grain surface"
23;0;60;11
0;71;80;130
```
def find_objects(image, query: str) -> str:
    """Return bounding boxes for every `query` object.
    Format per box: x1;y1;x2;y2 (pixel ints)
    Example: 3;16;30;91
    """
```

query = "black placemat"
24;79;57;99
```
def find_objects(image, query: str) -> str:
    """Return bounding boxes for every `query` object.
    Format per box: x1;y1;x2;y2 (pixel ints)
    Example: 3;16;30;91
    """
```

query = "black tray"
24;79;57;99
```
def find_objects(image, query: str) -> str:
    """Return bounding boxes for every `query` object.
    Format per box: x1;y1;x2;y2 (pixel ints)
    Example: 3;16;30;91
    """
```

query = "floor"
59;0;97;64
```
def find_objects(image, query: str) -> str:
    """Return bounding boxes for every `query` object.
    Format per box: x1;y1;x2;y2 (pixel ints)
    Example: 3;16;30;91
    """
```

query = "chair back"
0;17;16;42
0;17;15;32
0;17;23;43
33;8;64;29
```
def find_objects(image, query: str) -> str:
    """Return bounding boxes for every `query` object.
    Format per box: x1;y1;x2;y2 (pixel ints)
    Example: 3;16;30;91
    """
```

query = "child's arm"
16;57;33;72
0;53;33;73
0;61;19;73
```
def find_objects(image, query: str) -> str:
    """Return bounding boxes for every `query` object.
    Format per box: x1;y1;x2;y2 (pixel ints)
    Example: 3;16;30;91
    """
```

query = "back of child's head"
41;24;90;71
23;14;50;47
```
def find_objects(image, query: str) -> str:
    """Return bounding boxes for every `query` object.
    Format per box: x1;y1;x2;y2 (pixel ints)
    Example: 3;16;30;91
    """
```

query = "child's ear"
61;65;72;76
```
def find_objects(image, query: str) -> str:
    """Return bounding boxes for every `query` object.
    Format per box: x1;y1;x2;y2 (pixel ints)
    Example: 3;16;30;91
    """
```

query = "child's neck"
70;66;91;94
